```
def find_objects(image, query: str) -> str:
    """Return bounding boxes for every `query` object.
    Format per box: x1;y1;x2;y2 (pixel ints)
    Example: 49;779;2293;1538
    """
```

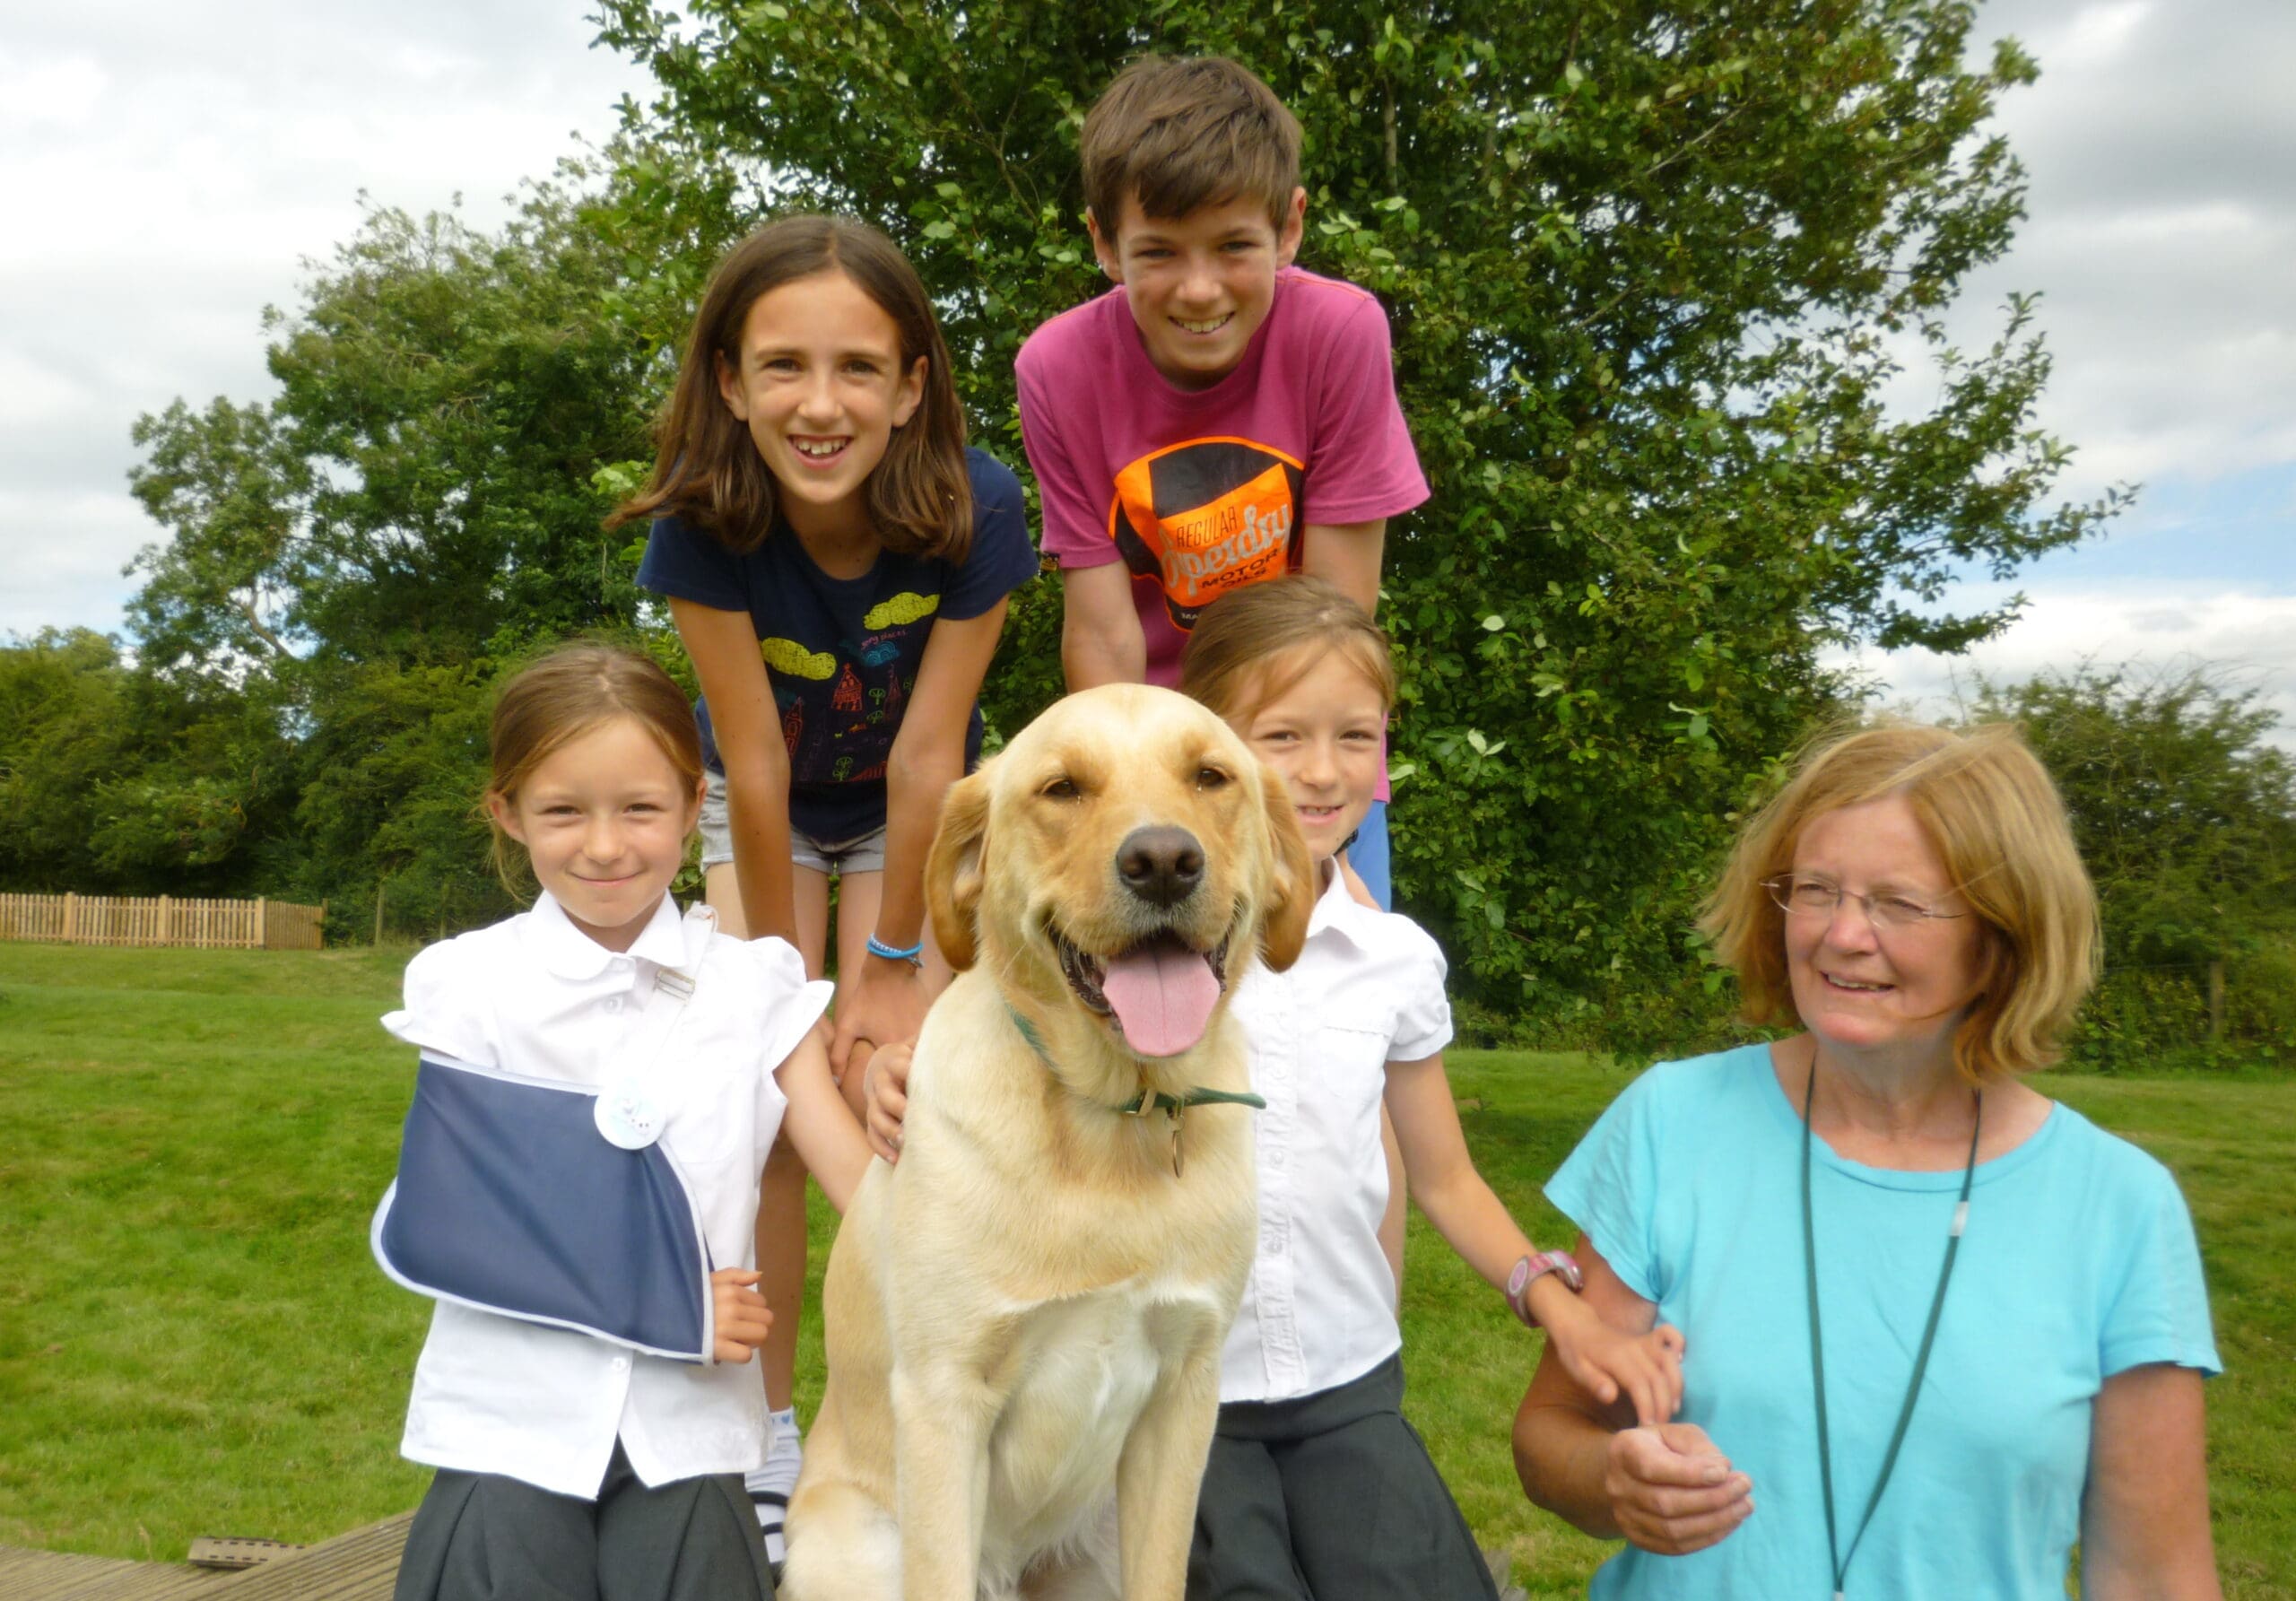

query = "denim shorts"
699;769;888;876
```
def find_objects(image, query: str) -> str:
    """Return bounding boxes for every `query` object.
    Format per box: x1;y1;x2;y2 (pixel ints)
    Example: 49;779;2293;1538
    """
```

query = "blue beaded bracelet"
865;934;925;965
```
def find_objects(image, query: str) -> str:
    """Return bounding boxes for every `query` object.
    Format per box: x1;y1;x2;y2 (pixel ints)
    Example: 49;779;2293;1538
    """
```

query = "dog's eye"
1196;766;1231;790
1039;776;1081;801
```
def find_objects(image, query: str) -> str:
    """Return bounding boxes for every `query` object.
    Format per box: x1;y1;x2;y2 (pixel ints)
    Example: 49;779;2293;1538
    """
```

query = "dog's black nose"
1117;825;1205;908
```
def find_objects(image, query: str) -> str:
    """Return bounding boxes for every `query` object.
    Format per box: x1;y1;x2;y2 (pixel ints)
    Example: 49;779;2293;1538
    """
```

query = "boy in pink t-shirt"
1015;54;1427;907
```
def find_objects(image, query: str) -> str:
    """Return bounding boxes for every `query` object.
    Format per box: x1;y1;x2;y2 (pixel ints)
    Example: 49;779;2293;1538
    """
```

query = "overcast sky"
1833;0;2296;748
4;1;2290;743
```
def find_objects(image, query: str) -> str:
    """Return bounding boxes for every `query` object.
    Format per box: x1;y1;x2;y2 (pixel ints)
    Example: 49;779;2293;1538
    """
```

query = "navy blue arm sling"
371;967;716;1363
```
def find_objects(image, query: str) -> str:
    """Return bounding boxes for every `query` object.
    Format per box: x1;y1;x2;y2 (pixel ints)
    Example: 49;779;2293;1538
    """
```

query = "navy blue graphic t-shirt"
637;448;1035;843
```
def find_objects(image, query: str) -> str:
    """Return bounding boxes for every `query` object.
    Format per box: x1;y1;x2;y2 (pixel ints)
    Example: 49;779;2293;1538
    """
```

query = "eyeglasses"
1762;874;1970;932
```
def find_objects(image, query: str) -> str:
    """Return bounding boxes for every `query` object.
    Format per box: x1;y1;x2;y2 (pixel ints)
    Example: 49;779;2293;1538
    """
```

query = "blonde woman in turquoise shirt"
1513;723;2221;1599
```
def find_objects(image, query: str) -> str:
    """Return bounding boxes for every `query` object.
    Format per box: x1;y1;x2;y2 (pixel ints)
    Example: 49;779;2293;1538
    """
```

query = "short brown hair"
485;643;704;887
1179;575;1396;728
607;215;972;561
1081;56;1302;236
1700;721;2100;1083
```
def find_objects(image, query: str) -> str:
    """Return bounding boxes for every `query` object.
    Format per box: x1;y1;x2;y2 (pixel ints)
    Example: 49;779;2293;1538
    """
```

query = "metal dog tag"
1169;1108;1185;1178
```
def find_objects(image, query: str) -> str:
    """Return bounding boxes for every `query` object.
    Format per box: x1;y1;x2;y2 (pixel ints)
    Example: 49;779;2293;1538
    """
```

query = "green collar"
1117;1085;1268;1115
1004;1005;1266;1116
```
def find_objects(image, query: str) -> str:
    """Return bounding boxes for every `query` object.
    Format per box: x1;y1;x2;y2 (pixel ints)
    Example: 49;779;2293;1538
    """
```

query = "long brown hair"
607;215;972;560
484;644;705;889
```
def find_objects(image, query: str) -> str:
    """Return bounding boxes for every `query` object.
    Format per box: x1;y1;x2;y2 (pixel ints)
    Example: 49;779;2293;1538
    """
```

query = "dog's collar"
1004;1004;1265;1175
1116;1085;1268;1115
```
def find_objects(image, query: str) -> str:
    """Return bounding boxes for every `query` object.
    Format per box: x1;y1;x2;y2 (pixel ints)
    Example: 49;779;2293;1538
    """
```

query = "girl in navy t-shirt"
614;213;1035;1561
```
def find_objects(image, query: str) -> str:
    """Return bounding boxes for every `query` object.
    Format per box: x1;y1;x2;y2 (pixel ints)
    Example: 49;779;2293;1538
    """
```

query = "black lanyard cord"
1802;1060;1981;1600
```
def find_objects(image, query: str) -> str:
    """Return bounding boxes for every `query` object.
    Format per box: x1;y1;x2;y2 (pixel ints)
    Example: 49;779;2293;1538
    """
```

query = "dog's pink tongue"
1101;943;1220;1058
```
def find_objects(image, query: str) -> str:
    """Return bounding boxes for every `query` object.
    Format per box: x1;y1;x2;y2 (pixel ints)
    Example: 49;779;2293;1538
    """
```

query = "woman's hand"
1605;1423;1753;1555
862;1040;912;1163
708;1267;773;1363
830;957;928;1083
1515;1233;1745;1551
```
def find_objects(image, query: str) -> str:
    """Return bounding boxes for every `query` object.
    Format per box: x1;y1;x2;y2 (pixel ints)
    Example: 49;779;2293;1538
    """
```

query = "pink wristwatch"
1505;1250;1585;1329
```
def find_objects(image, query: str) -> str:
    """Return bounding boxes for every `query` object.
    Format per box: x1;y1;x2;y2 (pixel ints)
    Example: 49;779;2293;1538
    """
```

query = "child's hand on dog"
863;1042;913;1162
709;1267;773;1363
1540;1293;1687;1427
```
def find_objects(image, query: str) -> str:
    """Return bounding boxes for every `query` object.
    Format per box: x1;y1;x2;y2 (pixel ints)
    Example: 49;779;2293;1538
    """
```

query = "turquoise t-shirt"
1546;1045;2219;1600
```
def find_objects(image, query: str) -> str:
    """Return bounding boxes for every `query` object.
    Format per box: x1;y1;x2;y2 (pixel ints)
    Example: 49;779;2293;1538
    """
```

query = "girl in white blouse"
379;644;871;1601
1173;577;1687;1600
868;579;1684;1598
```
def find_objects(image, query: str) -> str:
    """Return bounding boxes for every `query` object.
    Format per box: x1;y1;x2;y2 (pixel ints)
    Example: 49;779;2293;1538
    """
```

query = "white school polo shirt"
1219;867;1452;1404
379;892;831;1498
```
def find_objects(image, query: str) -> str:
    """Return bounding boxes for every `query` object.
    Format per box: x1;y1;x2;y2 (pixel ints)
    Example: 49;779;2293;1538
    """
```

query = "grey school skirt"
1187;1353;1501;1601
393;1441;775;1601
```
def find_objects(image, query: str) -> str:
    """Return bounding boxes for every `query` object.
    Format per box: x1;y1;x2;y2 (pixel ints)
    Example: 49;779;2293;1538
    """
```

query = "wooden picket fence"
0;892;326;951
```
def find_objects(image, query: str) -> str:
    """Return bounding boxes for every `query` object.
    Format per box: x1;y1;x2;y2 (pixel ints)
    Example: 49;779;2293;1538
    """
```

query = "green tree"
592;0;2118;1034
288;658;512;939
1972;664;2296;1067
0;630;297;895
126;398;309;670
0;630;130;892
1975;666;2296;970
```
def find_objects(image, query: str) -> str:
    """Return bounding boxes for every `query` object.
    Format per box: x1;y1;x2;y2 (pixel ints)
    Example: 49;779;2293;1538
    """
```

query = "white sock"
744;1407;802;1564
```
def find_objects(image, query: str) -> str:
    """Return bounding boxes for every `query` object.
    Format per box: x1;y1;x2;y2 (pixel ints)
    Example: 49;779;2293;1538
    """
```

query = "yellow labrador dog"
781;683;1312;1601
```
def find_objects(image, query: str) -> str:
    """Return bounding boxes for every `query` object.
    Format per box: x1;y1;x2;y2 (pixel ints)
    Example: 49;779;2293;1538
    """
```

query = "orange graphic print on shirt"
1108;438;1307;634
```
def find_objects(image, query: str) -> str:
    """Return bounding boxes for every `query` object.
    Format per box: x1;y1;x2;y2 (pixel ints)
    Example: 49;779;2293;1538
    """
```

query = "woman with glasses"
1511;723;2222;1598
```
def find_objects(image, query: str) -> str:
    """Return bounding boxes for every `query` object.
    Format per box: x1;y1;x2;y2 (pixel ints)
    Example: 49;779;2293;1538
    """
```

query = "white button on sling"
595;1083;666;1150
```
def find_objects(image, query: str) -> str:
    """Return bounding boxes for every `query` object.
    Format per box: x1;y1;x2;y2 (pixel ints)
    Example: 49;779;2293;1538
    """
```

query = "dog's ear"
926;767;993;971
1255;762;1316;972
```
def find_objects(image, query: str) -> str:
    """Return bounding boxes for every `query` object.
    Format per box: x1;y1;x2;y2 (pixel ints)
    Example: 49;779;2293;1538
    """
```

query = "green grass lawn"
2;944;2288;1596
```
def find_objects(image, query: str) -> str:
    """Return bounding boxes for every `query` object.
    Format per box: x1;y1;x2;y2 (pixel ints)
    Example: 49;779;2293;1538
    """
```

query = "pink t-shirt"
1016;267;1429;688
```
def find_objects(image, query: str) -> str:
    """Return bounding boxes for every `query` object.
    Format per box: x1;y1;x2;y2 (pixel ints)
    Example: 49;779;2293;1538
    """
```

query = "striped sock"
744;1407;802;1566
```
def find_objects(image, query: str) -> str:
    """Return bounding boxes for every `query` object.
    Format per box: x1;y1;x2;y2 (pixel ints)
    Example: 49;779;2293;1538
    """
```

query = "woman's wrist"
1516;1395;1631;1539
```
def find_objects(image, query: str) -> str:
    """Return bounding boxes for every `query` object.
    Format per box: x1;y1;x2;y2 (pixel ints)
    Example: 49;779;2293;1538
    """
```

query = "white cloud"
0;346;97;428
0;488;159;641
1944;0;2296;503
2046;1;2152;74
1831;583;2296;753
0;3;653;639
0;48;108;130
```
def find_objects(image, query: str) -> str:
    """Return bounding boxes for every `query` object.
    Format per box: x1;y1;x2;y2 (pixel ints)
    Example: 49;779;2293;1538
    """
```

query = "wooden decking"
0;1514;410;1601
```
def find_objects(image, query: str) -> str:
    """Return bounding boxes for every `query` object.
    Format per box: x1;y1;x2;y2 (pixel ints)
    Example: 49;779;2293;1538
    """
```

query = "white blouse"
1220;868;1452;1404
378;892;831;1497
